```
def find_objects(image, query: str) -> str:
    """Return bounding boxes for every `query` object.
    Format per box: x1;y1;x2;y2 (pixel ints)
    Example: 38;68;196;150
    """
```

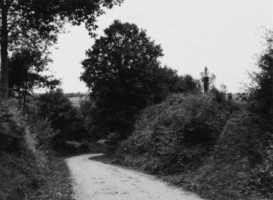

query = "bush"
27;118;56;150
37;89;88;151
248;33;273;132
176;110;273;200
78;140;91;153
249;145;273;198
54;140;91;155
115;93;232;173
247;132;273;198
0;102;74;199
106;132;121;154
0;104;46;198
0;103;25;153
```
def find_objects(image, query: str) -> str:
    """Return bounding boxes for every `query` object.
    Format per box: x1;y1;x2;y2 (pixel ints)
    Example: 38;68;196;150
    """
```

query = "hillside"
111;92;273;200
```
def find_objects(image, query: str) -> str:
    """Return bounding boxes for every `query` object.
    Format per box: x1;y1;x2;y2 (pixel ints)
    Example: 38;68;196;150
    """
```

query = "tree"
0;0;122;101
176;74;201;93
37;89;87;142
8;48;59;109
81;20;164;139
147;67;201;103
249;32;273;130
81;20;201;140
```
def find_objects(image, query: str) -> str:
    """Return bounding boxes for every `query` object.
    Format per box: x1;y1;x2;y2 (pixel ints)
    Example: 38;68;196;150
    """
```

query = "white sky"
49;0;273;93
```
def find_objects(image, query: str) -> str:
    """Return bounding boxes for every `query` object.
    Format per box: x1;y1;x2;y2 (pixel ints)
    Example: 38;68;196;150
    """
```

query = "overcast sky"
49;0;272;93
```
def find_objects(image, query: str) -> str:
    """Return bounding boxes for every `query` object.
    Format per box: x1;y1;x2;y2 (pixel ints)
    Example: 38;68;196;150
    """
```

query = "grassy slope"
0;104;74;200
0;153;73;200
34;155;74;200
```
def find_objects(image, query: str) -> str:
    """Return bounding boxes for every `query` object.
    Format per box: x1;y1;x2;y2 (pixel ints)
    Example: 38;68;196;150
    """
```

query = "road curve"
66;154;205;200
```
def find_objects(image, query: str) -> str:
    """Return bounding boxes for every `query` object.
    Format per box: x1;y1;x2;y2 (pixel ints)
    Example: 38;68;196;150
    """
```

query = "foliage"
248;138;273;198
243;31;273;198
115;93;231;174
81;20;163;139
59;140;91;155
0;103;25;153
248;32;273;131
112;97;272;199
37;89;88;149
0;103;74;199
0;0;123;100
81;20;201;140
8;48;60;108
77;99;100;140
38;89;72;120
210;86;228;104
0;104;44;198
180;110;273;200
27;118;57;152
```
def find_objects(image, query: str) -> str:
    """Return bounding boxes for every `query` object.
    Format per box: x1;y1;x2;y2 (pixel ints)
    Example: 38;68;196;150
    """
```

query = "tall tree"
0;0;122;100
81;20;164;139
81;20;200;140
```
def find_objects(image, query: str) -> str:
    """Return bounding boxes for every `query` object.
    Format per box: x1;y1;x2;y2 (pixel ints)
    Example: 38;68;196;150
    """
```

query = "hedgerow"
115;93;232;173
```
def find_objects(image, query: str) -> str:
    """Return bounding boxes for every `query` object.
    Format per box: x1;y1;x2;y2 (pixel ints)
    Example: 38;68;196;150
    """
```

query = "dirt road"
66;154;205;200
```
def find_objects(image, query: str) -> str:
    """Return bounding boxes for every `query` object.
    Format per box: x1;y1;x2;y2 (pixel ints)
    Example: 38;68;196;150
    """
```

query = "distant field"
69;96;89;107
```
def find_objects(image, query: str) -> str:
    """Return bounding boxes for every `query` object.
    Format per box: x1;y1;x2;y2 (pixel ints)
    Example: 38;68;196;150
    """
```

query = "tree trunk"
0;1;9;101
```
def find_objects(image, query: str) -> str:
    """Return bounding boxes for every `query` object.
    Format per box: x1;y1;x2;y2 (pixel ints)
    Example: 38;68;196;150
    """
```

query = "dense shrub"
53;140;91;155
0;103;25;153
115;93;232;173
242;32;273;198
37;89;88;152
0;104;46;198
27;118;56;150
249;142;273;198
248;33;273;132
106;132;121;154
0;101;75;199
180;110;273;200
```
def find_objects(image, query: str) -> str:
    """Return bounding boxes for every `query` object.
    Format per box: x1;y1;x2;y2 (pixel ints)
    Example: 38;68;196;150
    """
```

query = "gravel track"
66;154;205;200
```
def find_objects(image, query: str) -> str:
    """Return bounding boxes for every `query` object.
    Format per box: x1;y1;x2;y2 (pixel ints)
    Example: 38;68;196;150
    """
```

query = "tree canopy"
0;0;122;100
37;89;87;142
8;48;59;108
81;20;200;140
249;32;273;130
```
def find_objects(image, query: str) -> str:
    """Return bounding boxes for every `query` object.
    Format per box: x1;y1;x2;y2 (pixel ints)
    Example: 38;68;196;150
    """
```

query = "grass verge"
33;155;74;200
0;153;74;200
